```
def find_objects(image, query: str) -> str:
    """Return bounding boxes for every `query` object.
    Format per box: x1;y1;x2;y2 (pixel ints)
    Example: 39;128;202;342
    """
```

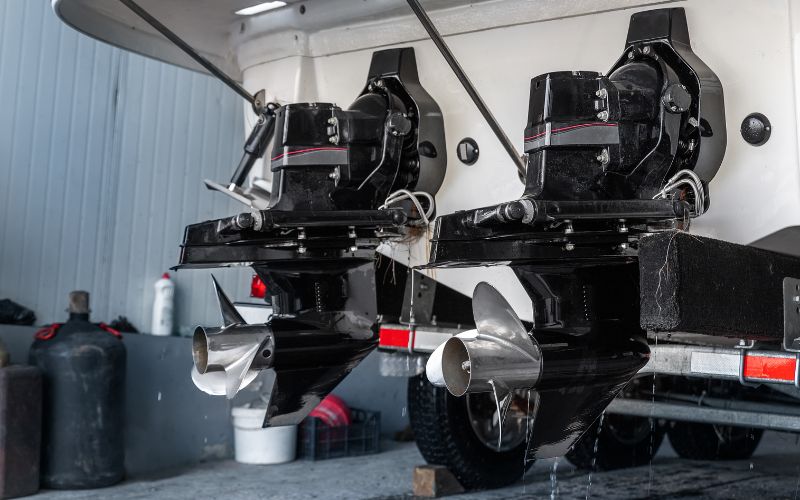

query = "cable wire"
379;189;435;226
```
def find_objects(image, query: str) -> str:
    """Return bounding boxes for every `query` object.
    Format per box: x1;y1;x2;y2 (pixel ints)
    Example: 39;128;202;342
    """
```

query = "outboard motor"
178;47;446;426
425;8;725;458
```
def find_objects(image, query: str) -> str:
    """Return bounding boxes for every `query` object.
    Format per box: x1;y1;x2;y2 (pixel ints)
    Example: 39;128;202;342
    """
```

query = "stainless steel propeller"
191;276;274;399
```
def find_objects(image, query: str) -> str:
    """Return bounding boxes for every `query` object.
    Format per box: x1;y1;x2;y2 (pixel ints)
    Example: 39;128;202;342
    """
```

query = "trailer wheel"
407;374;532;490
667;422;763;460
566;414;665;470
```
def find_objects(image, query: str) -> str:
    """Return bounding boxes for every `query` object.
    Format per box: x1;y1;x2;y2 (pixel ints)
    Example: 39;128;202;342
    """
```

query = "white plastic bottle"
151;273;175;336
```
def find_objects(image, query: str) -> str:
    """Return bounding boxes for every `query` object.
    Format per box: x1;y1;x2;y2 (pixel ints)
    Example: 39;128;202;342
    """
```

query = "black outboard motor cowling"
268;49;445;213
523;8;724;205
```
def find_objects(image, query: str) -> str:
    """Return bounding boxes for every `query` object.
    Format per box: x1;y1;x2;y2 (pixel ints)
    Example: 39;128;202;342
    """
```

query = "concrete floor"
28;432;800;500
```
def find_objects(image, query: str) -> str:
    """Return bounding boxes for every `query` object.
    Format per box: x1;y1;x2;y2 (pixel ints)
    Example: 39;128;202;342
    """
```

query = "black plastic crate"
297;408;381;460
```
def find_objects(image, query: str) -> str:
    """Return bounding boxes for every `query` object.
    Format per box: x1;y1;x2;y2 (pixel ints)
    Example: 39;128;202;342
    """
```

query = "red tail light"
250;275;267;298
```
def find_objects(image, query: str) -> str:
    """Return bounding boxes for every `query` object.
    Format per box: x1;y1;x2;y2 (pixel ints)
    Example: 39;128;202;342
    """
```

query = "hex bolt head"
564;243;575;251
328;167;341;183
596;148;610;166
234;212;254;229
597;110;609;121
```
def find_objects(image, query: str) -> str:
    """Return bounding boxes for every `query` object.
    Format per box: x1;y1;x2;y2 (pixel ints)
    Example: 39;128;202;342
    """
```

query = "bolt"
251;211;265;231
564;243;575;251
349;245;358;253
234;212;254;229
618;219;628;233
328;167;340;183
596;88;608;99
564;220;574;234
596;148;610;165
627;51;635;60
327;117;337;125
461;360;471;372
328;135;339;144
688;117;699;127
794;295;800;303
642;45;651;55
375;79;384;87
619;242;629;250
297;228;306;240
348;226;357;238
298;245;307;254
597;110;609;121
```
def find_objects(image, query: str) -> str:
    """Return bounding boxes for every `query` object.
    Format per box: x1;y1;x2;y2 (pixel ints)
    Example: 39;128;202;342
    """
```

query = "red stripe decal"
379;327;410;348
743;355;796;382
271;146;348;161
524;122;618;142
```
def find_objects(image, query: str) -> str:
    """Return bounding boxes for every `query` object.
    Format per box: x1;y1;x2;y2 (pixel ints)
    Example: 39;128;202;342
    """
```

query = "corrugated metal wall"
0;0;249;333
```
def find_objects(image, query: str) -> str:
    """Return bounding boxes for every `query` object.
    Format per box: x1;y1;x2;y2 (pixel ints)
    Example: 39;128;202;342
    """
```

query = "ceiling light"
235;1;287;16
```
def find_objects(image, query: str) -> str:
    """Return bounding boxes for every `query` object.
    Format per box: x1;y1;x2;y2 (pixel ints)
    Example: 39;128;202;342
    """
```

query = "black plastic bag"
0;299;36;325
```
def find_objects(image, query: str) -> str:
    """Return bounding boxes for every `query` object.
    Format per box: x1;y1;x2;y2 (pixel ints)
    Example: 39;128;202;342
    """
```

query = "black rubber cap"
741;113;771;146
457;138;479;165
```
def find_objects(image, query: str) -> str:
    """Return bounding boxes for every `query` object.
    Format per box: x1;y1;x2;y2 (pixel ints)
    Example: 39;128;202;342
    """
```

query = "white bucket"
231;406;297;464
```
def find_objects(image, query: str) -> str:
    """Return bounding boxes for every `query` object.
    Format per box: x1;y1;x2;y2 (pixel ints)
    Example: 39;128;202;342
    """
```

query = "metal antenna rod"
117;0;256;107
405;0;527;180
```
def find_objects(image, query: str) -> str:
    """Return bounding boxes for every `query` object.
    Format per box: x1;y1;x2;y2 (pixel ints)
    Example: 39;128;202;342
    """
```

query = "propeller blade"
472;282;528;342
211;274;246;327
191;365;260;397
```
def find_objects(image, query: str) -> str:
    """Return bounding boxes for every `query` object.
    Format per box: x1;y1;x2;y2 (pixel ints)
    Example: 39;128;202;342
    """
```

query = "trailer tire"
407;374;531;490
566;414;665;470
667;422;763;460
